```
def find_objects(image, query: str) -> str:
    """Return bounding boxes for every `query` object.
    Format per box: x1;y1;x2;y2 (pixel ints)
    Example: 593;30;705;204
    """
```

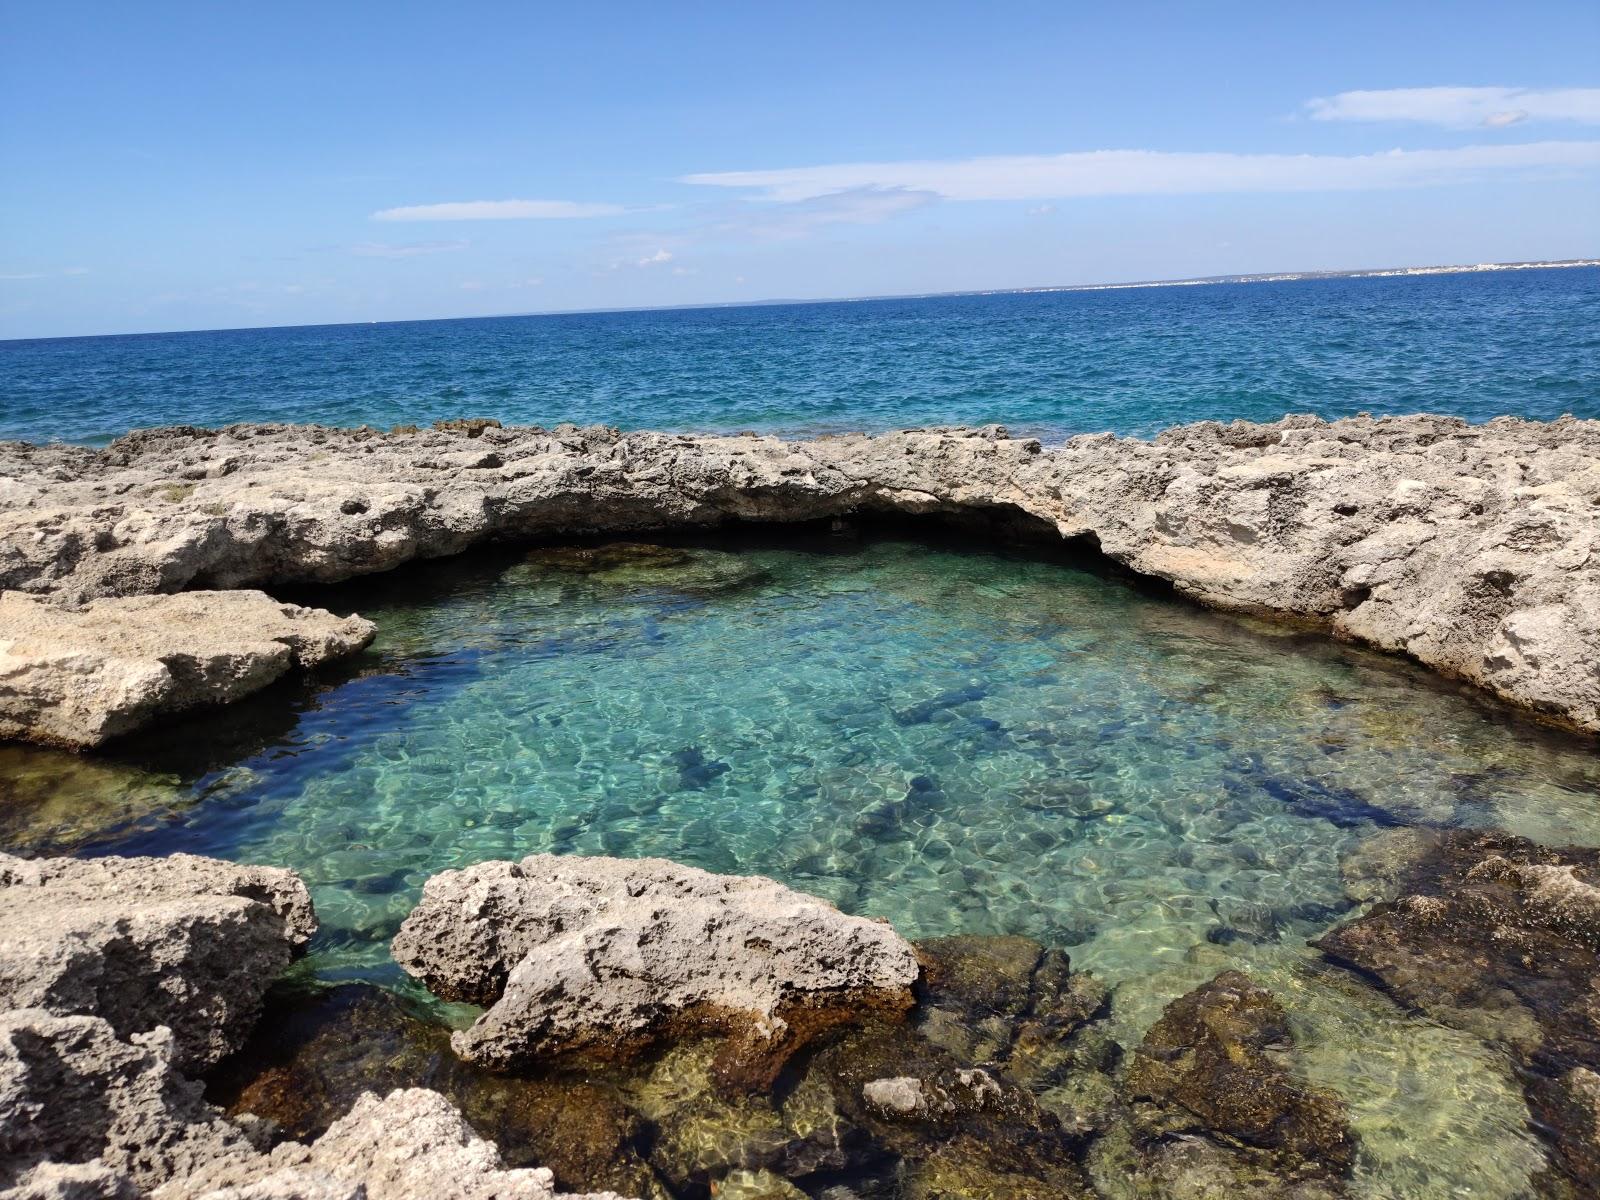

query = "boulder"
0;591;374;749
0;853;314;1070
391;854;920;1088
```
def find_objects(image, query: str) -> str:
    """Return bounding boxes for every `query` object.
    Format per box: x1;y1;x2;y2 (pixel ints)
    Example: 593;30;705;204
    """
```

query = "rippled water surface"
3;268;1598;445
9;537;1600;1197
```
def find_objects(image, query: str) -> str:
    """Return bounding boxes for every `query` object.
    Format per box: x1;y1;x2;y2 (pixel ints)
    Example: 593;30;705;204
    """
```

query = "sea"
2;266;1597;445
4;266;1599;1198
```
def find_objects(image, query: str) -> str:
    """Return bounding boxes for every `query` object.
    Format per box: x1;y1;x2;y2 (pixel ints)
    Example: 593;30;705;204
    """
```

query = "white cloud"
681;141;1600;203
1307;87;1600;128
716;186;936;239
0;272;47;281
636;248;674;266
350;239;469;258
372;199;625;221
459;280;485;290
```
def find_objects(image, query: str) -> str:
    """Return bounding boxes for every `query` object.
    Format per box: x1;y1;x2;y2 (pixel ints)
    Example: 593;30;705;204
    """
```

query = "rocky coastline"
2;412;1597;747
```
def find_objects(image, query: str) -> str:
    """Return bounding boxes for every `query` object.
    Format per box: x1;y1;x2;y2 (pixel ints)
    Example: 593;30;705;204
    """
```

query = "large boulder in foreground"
392;855;921;1088
0;852;314;1071
0;590;374;749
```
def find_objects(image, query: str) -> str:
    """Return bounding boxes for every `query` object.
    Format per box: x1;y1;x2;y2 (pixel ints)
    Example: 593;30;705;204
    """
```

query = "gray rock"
1;415;1595;733
0;1010;262;1198
0;1010;630;1200
391;854;920;1086
0;853;314;1071
0;590;374;749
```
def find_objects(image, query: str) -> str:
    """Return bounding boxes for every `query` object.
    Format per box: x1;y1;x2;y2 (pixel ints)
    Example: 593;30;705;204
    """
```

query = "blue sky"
2;0;1597;339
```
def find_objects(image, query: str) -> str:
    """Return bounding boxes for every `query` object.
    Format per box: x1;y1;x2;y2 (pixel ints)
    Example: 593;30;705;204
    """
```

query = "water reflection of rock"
0;743;189;855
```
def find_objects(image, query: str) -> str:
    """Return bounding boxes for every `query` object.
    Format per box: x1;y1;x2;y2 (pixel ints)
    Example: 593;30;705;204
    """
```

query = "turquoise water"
27;535;1591;1197
3;268;1598;446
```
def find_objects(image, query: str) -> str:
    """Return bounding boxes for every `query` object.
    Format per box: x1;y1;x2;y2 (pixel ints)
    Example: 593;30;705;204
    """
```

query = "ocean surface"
5;268;1600;1197
2;267;1598;445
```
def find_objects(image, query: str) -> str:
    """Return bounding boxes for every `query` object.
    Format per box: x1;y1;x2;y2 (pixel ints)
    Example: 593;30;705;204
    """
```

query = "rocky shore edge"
5;839;1599;1198
2;412;1596;748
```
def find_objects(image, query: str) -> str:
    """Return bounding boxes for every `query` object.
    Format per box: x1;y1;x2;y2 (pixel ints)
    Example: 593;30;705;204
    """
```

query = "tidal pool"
10;533;1600;1197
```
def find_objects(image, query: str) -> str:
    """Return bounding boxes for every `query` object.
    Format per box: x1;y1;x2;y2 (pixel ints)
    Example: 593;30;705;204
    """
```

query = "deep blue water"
3;268;1597;446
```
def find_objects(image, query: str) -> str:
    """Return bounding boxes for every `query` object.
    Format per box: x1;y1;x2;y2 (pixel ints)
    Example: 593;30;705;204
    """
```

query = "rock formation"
0;590;374;749
1;413;1595;739
391;854;920;1088
0;852;314;1070
1316;829;1600;1194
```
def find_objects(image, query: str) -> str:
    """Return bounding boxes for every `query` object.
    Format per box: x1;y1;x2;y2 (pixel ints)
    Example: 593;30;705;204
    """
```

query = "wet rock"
206;984;664;1200
914;935;1110;1093
1122;971;1355;1185
391;854;920;1088
0;591;373;749
3;415;1597;735
0;853;314;1071
1315;829;1600;1192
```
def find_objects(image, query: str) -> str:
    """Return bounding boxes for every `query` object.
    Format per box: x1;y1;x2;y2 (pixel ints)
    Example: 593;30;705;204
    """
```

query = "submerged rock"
1315;829;1600;1193
0;590;373;749
1120;971;1355;1189
0;852;314;1071
390;854;920;1088
2;414;1596;735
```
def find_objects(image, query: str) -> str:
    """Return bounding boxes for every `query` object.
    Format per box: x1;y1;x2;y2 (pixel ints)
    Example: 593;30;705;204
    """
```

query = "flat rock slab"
2;413;1596;734
0;852;315;1071
392;854;921;1087
0;589;374;748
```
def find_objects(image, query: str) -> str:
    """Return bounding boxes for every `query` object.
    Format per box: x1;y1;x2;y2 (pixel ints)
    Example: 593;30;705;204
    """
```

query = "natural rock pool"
6;533;1600;1197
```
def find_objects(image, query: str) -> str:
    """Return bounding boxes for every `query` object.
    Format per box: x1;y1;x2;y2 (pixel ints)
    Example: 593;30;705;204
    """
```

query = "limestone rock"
0;591;374;749
1124;971;1355;1183
1;414;1596;734
0;852;315;1070
391;854;920;1087
0;1009;262;1197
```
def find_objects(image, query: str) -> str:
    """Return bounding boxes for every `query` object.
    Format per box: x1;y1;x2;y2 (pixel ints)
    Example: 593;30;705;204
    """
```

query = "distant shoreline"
5;258;1596;345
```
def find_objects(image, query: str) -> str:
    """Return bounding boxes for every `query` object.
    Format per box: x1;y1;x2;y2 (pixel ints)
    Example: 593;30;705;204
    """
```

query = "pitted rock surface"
391;854;920;1081
0;852;314;1071
0;1010;631;1200
1;414;1595;733
0;590;374;749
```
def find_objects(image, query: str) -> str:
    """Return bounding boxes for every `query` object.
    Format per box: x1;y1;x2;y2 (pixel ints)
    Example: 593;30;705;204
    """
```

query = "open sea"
2;267;1598;445
5;267;1600;1198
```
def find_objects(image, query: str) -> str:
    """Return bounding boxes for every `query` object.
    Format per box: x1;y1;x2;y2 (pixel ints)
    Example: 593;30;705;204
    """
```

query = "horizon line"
4;256;1596;345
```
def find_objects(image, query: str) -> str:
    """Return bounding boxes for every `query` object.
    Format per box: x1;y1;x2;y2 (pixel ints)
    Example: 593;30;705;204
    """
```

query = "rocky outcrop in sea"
2;413;1596;746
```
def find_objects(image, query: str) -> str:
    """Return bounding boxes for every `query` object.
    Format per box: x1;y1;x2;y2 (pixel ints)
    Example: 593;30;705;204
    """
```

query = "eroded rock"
0;591;374;749
0;853;314;1071
390;854;920;1088
1;414;1595;734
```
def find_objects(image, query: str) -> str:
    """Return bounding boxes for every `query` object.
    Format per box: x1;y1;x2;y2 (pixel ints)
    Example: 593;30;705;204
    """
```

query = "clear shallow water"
15;536;1598;1198
3;268;1598;446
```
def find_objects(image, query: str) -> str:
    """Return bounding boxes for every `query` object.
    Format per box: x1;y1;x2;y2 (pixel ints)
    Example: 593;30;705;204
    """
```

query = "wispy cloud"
717;186;936;239
1307;87;1600;128
682;141;1600;203
372;199;625;221
2;267;90;281
635;248;674;266
351;239;469;258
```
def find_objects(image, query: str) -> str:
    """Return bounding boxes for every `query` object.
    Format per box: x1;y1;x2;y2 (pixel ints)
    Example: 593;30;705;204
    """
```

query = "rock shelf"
2;413;1596;747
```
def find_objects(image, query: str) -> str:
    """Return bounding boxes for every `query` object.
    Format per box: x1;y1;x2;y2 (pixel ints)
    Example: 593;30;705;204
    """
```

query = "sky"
1;0;1597;339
